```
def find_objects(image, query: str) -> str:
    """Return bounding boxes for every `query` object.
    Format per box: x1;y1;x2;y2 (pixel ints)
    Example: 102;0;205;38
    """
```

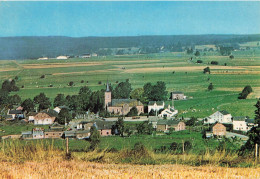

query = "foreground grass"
1;159;260;179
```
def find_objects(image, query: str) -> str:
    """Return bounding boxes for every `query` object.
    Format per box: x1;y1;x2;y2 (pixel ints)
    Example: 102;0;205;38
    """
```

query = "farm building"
7;109;24;119
21;131;33;139
32;128;45;139
104;82;144;115
27;112;37;123
171;92;186;100
95;121;115;136
77;121;94;130
204;110;232;124
148;101;165;113
80;53;91;58
233;116;254;132
56;56;69;60
212;123;226;136
34;110;57;125
44;131;64;139
53;106;69;113
155;120;185;132
158;105;178;118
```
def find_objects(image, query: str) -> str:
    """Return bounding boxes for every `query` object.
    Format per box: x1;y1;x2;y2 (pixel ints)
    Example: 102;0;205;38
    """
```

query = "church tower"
104;80;112;109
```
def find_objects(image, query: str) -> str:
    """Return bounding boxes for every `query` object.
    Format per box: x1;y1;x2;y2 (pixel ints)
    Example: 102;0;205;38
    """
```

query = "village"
0;80;254;142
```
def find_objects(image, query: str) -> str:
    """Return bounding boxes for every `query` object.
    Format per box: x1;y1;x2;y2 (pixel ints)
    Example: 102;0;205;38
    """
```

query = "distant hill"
0;34;259;60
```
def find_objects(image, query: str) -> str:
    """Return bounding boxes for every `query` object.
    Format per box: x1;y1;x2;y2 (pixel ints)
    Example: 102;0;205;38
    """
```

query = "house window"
107;132;109;135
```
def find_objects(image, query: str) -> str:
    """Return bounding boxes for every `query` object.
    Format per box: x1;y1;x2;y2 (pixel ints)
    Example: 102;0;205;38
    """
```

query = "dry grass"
0;159;259;179
22;62;102;69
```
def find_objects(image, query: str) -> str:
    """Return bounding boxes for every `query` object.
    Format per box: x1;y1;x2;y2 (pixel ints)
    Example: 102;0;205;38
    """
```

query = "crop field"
1;43;260;118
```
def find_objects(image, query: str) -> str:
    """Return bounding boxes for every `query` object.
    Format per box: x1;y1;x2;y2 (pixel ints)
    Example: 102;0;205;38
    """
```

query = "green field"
1;43;260;118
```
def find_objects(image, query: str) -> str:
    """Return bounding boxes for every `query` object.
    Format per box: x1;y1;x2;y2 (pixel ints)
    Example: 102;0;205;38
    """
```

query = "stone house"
212;123;226;136
104;82;144;115
205;111;232;124
155;120;185;132
148;101;165;113
75;130;91;139
171;92;186;100
95;121;115;136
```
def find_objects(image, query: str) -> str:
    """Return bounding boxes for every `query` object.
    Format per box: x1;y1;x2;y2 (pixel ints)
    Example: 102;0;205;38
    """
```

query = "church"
104;82;144;115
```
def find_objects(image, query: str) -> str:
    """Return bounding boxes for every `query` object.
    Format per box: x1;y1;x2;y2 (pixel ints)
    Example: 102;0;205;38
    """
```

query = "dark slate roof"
157;120;180;126
219;110;230;115
42;109;59;117
9;110;23;114
246;118;255;123
233;116;247;121
27;112;37;116
148;101;164;106
172;91;183;94
22;131;32;135
57;106;69;109
94;121;115;130
110;99;143;107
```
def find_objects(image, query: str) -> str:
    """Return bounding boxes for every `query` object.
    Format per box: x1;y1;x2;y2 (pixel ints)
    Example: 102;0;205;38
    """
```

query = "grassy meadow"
1;43;260;118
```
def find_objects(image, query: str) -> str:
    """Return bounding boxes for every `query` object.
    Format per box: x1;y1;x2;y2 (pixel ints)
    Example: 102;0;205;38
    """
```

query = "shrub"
81;80;84;83
40;75;45;79
211;61;218;65
203;67;210;74
170;142;178;151
68;81;74;86
98;81;102;84
197;60;203;63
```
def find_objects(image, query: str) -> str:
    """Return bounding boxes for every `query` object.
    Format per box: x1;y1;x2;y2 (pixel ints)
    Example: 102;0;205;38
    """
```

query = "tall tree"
9;94;21;106
21;98;35;113
115;117;125;137
130;88;145;103
89;126;101;150
113;80;132;99
53;94;66;107
56;108;72;124
33;93;51;111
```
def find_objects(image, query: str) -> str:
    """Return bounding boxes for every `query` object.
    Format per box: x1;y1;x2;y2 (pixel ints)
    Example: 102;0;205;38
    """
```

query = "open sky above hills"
0;1;259;37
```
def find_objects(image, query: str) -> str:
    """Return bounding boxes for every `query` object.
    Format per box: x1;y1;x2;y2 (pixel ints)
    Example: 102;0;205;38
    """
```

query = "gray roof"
22;131;32;135
246;118;255;123
110;99;143;107
148;101;164;106
219;110;230;115
157;120;180;126
172;91;183;94
233;116;247;121
9;110;23;114
94;121;115;130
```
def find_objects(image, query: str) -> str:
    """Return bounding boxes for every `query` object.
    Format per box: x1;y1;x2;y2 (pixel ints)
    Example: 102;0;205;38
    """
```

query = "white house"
233;116;253;132
37;57;48;60
159;105;178;118
56;56;69;60
53;106;69;114
204;110;232;124
148;101;165;113
81;54;91;58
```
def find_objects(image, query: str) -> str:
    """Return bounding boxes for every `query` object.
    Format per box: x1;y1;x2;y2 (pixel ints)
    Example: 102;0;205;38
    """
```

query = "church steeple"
104;79;112;109
106;80;110;92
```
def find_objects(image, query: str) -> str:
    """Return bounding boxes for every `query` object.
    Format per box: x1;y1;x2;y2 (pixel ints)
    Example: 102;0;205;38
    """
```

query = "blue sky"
0;1;259;37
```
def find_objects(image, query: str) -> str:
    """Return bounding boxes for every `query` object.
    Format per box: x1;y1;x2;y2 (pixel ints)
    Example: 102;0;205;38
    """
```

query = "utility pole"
66;137;69;155
256;143;258;162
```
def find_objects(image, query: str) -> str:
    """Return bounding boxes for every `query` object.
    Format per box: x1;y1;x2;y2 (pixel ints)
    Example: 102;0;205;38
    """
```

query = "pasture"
1;44;260;118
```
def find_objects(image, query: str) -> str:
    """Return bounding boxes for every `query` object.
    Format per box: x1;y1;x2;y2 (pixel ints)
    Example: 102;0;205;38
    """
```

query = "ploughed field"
1;159;260;179
1;44;260;118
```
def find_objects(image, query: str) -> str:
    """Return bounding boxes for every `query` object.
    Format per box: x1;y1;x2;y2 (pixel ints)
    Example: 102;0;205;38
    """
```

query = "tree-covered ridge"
0;34;260;59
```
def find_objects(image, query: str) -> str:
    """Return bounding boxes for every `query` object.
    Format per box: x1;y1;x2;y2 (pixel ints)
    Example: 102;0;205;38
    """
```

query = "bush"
184;141;192;151
68;81;74;86
197;60;203;63
170;142;178;151
40;75;45;79
81;80;84;83
98;81;102;84
211;61;218;65
203;67;210;74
